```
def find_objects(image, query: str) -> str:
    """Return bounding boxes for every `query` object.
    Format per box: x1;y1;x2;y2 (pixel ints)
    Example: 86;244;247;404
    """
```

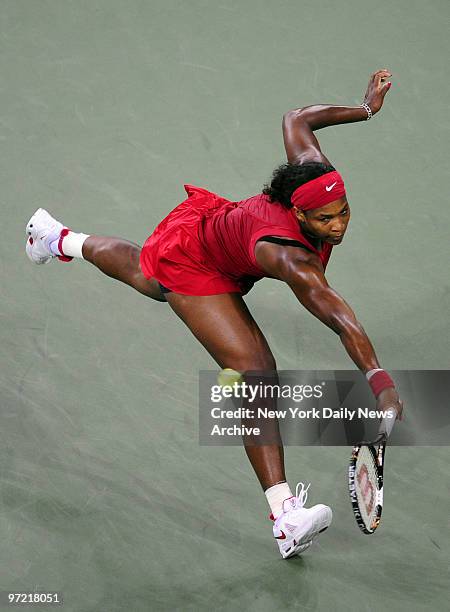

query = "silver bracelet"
360;102;373;120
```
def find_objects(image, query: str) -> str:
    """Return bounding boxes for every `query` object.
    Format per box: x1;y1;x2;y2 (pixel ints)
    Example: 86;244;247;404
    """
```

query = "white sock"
50;231;90;259
265;482;293;519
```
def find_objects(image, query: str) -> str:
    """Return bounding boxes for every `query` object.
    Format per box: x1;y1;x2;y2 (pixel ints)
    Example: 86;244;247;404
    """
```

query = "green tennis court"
1;1;449;610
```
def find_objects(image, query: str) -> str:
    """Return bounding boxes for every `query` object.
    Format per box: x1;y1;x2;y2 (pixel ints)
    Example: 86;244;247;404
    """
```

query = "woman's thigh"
165;292;275;370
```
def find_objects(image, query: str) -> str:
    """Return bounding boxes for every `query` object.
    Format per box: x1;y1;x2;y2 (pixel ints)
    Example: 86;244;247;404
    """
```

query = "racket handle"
379;408;397;439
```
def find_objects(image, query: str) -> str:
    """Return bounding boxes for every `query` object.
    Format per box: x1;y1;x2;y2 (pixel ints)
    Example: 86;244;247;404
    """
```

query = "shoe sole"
282;526;330;559
26;208;62;264
282;508;332;559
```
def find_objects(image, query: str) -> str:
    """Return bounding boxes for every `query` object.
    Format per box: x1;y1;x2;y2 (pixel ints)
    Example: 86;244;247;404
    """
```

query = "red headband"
291;170;346;211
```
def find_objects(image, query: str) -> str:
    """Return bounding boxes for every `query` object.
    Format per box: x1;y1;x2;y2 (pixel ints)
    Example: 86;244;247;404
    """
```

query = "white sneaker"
25;208;72;264
272;483;332;559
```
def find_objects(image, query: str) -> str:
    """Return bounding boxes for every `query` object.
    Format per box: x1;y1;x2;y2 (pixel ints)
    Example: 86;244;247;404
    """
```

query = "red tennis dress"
139;185;333;296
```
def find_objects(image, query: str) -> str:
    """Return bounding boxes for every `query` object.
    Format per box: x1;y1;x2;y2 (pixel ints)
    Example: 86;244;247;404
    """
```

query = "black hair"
262;161;335;209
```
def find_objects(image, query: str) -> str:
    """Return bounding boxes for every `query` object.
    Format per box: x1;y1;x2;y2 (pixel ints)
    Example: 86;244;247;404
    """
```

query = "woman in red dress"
26;69;402;558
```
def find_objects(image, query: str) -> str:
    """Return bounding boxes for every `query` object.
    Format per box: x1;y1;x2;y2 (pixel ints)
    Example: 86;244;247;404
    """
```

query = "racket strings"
355;447;379;525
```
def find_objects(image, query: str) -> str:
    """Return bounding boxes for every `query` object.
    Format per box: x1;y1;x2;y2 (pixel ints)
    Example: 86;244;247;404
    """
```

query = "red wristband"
367;370;395;398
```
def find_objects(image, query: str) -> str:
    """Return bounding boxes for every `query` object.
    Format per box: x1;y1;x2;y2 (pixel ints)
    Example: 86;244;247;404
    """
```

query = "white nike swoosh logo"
325;182;337;192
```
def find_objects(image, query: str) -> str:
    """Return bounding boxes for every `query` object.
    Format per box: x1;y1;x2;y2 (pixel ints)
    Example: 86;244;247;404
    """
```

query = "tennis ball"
217;368;243;388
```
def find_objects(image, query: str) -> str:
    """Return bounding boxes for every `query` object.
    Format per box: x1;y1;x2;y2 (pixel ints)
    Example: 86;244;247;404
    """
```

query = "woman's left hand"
363;69;392;115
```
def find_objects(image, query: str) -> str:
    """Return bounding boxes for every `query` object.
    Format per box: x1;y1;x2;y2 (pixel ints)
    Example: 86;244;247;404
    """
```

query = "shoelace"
281;482;311;513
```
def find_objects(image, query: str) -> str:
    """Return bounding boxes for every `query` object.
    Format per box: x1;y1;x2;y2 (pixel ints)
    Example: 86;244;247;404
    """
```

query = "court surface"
1;1;449;610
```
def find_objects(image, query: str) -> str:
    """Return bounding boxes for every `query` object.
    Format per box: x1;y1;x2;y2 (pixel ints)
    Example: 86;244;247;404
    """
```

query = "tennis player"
25;69;403;559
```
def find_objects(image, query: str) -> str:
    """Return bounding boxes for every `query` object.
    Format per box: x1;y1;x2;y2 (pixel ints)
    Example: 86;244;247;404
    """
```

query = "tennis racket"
348;410;396;534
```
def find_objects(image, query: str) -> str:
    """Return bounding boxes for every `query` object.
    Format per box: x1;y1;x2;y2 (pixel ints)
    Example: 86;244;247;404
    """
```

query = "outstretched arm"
283;69;392;165
256;242;380;371
254;241;403;416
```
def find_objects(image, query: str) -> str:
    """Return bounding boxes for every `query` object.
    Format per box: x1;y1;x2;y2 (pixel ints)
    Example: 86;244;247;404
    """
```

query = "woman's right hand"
363;69;392;114
376;386;404;422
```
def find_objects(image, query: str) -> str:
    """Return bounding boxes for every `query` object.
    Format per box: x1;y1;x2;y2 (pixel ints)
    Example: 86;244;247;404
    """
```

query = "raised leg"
82;236;166;302
25;208;166;301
